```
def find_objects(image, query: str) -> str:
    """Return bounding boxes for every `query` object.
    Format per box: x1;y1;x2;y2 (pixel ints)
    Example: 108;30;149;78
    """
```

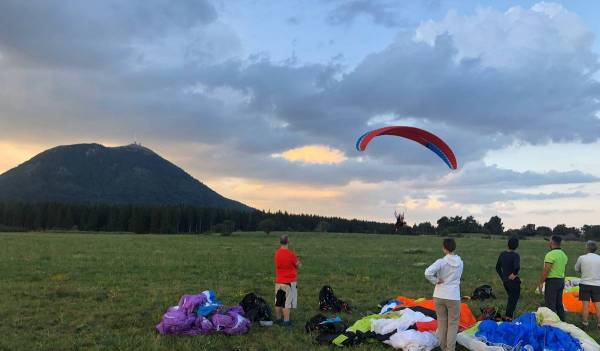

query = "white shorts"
275;282;297;309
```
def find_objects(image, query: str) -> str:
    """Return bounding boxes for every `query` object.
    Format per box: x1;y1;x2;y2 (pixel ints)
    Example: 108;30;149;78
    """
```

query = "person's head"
508;236;519;251
443;238;456;254
550;235;562;248
586;240;597;254
280;235;289;247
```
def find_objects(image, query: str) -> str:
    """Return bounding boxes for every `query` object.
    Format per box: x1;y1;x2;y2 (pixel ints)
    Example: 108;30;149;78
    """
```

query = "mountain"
0;143;251;210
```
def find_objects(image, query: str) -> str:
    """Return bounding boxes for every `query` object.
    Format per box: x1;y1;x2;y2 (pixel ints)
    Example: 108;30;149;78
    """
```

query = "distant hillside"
0;143;251;210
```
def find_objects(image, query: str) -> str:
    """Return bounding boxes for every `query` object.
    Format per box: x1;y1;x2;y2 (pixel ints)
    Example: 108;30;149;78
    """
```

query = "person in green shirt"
537;235;568;321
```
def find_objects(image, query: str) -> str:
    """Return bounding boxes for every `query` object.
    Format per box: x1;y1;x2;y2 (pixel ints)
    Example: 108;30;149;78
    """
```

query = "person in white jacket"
424;238;464;351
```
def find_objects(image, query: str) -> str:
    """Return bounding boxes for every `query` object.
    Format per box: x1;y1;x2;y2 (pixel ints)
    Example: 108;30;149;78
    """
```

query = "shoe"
581;321;589;330
274;319;283;326
281;320;293;327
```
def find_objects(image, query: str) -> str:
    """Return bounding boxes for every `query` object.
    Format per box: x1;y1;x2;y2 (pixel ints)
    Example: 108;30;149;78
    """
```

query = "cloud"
442;190;588;205
440;163;600;188
273;145;348;164
187;4;599;171
326;0;402;27
0;0;218;68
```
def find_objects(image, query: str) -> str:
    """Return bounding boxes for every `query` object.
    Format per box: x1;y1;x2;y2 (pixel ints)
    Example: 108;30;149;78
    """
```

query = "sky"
1;0;600;228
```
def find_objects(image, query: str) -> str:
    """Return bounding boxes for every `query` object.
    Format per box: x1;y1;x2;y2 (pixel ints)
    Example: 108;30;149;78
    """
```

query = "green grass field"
1;232;598;350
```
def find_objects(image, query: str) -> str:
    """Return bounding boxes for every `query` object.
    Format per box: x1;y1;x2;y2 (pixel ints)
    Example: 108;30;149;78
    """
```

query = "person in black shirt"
496;237;521;320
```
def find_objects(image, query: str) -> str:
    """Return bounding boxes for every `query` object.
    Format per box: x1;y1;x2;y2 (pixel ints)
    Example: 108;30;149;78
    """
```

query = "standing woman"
425;239;464;351
496;237;521;321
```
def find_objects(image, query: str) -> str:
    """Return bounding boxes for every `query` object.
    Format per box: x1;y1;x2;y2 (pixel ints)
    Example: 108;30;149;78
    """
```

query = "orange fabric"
563;291;597;313
416;320;438;332
395;296;477;330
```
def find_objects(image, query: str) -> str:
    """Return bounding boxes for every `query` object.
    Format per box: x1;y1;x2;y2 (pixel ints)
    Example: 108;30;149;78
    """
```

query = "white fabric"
536;307;600;351
456;332;505;351
385;330;439;351
425;254;463;301
380;301;401;314
371;308;433;335
575;253;600;287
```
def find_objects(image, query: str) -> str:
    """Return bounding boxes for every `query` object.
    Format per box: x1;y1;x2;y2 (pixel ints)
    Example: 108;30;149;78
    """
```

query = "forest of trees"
0;202;598;240
0;202;394;234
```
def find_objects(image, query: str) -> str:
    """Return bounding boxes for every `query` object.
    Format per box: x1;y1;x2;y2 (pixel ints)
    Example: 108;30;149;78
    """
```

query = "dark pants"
545;278;565;321
503;279;521;318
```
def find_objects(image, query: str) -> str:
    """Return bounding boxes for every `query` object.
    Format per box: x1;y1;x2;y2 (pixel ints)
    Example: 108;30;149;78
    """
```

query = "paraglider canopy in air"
356;126;458;170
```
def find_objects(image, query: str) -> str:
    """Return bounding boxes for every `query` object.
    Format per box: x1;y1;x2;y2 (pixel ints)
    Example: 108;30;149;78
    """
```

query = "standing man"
274;235;300;327
575;240;600;329
496;236;521;321
425;238;463;351
537;235;568;321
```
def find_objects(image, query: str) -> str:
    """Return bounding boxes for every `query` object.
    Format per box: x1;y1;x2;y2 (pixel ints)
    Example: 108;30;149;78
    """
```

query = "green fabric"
332;312;401;347
544;249;568;278
463;321;481;336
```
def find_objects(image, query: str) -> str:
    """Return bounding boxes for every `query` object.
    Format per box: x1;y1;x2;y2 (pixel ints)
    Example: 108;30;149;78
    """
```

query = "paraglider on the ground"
356;126;458;170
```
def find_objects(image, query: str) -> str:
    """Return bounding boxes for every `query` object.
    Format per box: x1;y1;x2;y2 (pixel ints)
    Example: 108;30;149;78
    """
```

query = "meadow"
1;232;597;350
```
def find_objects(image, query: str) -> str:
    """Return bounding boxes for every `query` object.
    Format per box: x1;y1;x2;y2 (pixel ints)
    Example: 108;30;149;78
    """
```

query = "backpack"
471;285;496;301
239;293;272;322
319;285;351;313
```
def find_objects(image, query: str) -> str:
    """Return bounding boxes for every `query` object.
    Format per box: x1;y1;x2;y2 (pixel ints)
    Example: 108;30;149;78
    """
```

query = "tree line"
0;202;393;234
0;202;598;240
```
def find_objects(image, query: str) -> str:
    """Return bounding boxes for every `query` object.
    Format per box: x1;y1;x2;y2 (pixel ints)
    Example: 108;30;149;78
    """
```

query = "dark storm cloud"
0;0;217;68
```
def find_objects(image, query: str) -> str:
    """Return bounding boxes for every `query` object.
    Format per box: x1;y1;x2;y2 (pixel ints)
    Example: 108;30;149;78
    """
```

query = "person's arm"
424;260;442;285
537;262;552;292
293;252;301;268
509;255;520;280
574;256;581;273
496;255;503;280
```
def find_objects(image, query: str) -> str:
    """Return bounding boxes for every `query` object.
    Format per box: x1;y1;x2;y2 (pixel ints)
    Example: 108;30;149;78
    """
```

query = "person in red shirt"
274;235;301;326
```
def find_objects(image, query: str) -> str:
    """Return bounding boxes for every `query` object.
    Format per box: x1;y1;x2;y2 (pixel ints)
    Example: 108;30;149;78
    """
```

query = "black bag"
239;293;272;322
305;314;346;333
306;313;348;345
305;314;328;333
471;285;496;301
319;285;351;313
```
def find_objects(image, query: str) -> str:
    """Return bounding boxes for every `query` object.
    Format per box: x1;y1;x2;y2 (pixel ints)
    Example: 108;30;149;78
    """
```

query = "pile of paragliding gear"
156;290;251;336
156;290;274;336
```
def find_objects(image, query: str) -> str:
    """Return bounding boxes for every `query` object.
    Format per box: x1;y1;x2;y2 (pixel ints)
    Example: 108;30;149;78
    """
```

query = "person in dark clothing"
496;236;521;320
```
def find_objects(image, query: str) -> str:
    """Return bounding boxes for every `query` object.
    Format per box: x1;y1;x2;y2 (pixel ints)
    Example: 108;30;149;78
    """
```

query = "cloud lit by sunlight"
273;145;347;165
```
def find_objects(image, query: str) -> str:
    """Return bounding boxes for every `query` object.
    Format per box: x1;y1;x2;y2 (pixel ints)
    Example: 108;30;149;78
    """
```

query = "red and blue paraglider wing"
356;126;458;170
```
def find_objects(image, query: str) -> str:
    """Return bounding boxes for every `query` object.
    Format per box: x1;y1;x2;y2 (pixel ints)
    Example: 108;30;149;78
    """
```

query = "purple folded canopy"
156;291;250;336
